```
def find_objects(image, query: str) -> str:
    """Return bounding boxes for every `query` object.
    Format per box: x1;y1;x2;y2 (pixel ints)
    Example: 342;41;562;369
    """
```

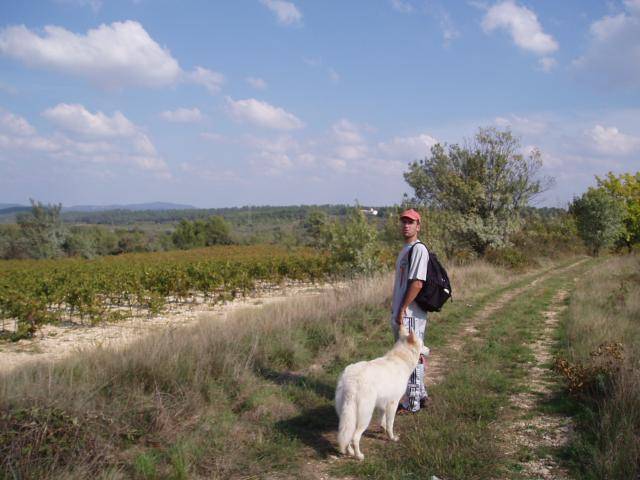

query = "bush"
325;208;382;275
484;247;536;270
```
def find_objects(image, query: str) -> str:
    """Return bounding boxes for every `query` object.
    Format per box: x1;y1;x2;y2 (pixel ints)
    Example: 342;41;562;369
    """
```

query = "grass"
335;256;593;479
0;257;582;479
555;253;640;479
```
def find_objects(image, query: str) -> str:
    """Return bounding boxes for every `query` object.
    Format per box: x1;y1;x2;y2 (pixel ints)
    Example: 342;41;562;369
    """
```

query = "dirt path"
498;288;574;479
426;259;585;389
0;282;346;375
297;260;586;480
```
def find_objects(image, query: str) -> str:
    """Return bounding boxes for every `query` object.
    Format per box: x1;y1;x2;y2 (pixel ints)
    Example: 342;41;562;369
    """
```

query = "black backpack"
408;241;452;312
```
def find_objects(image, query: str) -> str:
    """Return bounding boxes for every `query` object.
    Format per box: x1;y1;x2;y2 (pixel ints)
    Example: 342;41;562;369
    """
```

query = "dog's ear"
407;330;417;346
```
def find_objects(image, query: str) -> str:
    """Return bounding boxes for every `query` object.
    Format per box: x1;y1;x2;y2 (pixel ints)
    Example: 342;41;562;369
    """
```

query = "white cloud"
572;4;640;89
482;1;558;55
335;144;368;160
42;103;137;137
246;135;300;175
259;0;302;26
0;110;36;136
494;114;548;135
187;66;225;94
378;133;438;159
468;0;489;9
0;117;169;175
332;119;364;144
626;0;640;13
324;157;347;172
246;76;268;90
0;21;181;89
587;124;640;155
440;11;461;46
390;0;416;13
226;97;304;130
0;110;56;154
37;103;169;175
538;56;557;72
160;107;204;123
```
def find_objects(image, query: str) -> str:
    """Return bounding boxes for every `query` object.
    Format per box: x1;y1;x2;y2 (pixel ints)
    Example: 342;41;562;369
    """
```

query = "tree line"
2;127;636;262
0;201;234;260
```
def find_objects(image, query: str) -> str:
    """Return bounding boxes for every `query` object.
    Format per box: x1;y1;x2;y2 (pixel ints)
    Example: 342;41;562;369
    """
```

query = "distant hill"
0;206;31;216
0;203;25;210
63;202;196;212
59;204;365;225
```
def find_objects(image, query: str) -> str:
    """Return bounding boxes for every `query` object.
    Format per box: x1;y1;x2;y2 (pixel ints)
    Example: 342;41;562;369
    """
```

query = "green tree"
326;208;380;274
404;127;552;255
302;209;329;248
596;171;640;251
15;199;66;259
569;188;625;256
115;228;149;253
202;216;232;246
172;216;232;249
172;219;203;249
62;228;97;258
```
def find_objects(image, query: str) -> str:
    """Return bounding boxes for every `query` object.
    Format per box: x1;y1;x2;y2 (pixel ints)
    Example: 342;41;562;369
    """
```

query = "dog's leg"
379;409;387;433
352;427;367;461
385;401;400;442
352;400;374;461
346;442;355;456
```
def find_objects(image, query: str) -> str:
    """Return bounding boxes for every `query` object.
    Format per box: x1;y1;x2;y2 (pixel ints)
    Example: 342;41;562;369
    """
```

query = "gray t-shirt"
391;240;429;320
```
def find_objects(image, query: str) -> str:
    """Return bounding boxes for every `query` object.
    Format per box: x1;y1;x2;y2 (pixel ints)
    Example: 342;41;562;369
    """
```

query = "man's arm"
395;279;424;325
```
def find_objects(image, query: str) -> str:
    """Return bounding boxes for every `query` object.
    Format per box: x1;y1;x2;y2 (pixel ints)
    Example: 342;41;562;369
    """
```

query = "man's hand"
396;280;423;325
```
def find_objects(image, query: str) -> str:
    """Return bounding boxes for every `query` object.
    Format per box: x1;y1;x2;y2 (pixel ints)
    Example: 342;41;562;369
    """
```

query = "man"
390;208;429;413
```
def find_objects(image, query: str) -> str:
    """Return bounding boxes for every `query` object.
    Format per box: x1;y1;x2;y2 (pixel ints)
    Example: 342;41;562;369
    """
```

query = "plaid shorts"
391;315;428;412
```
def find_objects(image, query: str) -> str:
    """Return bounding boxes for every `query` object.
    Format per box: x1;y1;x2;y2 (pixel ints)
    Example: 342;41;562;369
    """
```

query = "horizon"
1;1;639;209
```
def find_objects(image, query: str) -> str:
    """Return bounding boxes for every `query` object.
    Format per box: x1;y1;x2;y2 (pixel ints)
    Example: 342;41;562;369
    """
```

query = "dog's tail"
336;386;357;454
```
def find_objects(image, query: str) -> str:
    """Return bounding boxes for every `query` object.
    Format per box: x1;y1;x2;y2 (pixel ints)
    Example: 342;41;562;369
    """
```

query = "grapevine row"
0;245;331;338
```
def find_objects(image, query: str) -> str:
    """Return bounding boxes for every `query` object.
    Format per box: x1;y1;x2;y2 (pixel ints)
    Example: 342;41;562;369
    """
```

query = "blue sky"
0;0;638;208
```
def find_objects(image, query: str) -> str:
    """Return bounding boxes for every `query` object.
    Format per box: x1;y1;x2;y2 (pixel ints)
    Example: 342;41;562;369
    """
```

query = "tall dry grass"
1;260;517;478
560;253;640;479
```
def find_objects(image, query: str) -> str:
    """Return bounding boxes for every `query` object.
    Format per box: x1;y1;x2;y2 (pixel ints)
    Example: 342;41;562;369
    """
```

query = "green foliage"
325;208;381;274
15;199;67;259
484;246;534;270
0;245;331;336
134;451;159;479
301;209;329;248
172;216;232;249
511;208;583;258
404;127;552;255
0;224;27;259
596;171;640;251
570;187;625;256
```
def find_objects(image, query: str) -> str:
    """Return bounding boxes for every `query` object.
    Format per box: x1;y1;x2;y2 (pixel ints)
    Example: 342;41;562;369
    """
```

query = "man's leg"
401;316;428;412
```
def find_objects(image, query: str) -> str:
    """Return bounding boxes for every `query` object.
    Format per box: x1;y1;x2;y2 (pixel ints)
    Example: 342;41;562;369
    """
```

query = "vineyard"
0;245;331;339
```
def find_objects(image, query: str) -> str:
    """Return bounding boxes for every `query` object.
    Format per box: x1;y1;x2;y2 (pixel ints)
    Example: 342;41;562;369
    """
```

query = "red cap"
400;209;421;222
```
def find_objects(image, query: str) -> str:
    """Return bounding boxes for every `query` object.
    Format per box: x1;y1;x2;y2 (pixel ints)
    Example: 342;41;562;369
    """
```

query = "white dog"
334;326;430;460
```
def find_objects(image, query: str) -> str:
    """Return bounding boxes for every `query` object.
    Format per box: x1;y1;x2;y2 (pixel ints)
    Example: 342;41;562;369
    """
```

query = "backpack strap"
407;241;427;279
